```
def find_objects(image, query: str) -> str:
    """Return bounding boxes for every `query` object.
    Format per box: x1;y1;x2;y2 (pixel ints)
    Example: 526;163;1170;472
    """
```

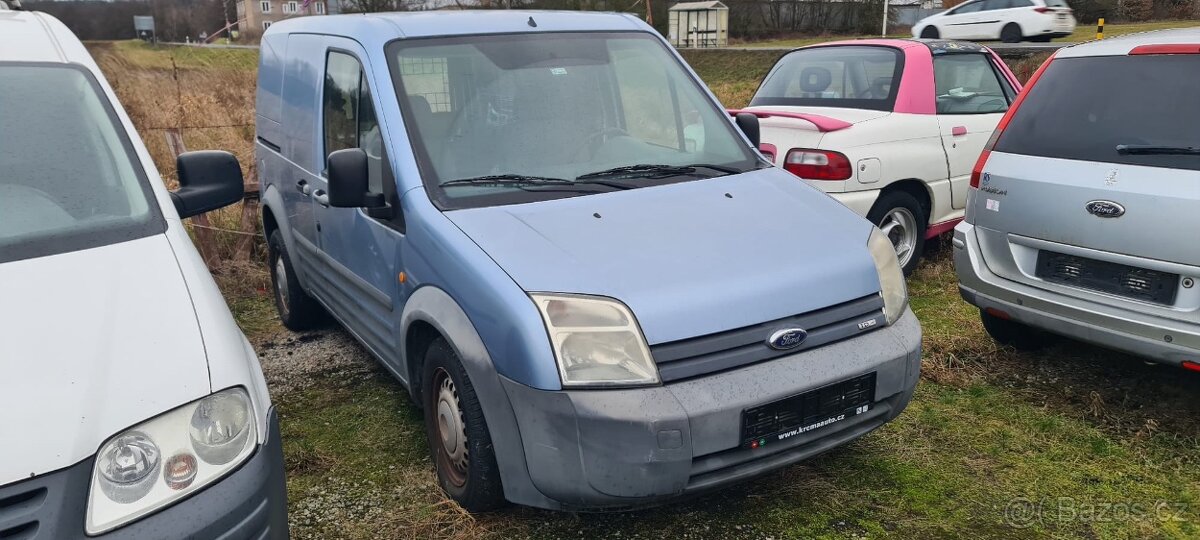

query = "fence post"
1097;17;1104;39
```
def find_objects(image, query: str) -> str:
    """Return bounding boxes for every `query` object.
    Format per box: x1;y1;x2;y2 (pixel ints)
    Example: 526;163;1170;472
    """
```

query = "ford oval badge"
767;328;808;350
1085;200;1125;218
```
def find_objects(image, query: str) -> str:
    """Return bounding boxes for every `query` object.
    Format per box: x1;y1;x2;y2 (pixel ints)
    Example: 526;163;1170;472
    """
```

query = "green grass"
101;39;260;70
1064;19;1200;42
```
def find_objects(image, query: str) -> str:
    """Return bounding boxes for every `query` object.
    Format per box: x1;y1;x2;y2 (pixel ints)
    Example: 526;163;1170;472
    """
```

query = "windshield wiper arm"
575;163;742;181
441;174;573;187
1116;144;1200;156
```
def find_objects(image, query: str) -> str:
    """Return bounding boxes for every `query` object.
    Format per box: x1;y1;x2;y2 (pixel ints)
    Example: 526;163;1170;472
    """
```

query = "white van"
0;12;287;538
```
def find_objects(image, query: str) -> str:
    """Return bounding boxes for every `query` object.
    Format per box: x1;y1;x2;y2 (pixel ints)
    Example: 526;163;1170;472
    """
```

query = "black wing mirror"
171;151;244;219
735;112;761;149
327;148;386;210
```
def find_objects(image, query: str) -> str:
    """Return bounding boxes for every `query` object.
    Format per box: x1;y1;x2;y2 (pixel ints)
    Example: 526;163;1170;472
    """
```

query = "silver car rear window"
994;55;1200;171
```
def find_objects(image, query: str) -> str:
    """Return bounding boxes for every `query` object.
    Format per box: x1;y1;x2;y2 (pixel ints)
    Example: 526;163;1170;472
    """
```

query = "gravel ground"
256;328;378;395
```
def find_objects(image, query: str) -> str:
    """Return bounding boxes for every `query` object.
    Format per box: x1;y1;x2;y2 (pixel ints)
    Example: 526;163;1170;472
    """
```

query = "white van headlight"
868;227;909;325
531;293;660;388
87;387;257;534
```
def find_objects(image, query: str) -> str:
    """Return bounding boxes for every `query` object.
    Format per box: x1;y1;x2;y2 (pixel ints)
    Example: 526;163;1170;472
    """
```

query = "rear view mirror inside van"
171;150;244;219
327;148;385;210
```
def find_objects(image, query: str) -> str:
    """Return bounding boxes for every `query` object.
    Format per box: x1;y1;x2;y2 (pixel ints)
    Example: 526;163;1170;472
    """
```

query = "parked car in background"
912;0;1076;43
255;11;921;512
0;11;288;538
736;39;1020;274
956;29;1200;371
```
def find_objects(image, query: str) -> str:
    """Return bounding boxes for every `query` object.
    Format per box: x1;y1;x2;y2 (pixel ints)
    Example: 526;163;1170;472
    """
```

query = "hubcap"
274;256;290;319
879;207;918;269
433;369;469;487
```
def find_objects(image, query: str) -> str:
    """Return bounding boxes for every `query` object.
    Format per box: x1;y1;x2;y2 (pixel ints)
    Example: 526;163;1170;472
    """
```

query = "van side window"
323;51;384;194
933;53;1011;115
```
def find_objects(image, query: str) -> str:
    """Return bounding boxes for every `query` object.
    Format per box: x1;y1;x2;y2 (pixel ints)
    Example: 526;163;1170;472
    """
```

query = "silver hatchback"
954;28;1200;371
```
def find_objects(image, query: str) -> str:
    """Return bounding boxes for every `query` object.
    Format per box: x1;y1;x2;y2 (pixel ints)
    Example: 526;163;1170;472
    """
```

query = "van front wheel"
423;338;505;512
268;230;325;330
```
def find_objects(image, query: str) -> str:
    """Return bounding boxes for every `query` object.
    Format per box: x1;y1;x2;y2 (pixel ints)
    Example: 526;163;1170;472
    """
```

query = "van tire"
422;338;505;512
1000;23;1023;43
867;190;927;276
920;26;940;39
980;310;1057;351
268;230;325;331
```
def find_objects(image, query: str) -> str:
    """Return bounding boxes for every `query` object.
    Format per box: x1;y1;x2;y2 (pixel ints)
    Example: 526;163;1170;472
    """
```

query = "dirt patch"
257;328;379;395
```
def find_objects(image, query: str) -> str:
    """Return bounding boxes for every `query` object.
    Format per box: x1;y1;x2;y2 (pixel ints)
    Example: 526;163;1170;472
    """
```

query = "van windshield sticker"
550;67;567;76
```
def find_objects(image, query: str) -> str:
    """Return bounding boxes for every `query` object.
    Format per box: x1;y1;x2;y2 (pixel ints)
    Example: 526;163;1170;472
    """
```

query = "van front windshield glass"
0;65;162;264
386;32;761;210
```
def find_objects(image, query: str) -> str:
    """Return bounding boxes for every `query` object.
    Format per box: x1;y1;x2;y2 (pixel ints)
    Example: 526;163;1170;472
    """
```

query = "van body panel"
446;168;880;345
256;11;920;510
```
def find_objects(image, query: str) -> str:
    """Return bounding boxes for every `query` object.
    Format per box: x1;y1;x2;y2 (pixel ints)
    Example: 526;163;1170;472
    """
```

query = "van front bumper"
499;309;921;509
0;408;289;539
955;223;1200;367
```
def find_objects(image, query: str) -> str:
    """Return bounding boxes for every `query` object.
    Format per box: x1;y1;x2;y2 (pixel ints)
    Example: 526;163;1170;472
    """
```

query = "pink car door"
933;51;1020;209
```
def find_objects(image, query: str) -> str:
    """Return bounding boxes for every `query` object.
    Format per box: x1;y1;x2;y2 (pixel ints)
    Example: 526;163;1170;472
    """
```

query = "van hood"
446;167;883;345
0;234;210;487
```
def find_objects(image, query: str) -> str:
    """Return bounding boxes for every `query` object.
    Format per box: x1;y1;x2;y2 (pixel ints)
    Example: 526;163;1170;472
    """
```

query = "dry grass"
87;41;266;296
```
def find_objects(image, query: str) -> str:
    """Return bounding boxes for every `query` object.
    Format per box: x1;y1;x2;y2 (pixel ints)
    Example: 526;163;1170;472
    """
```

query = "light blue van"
253;11;921;511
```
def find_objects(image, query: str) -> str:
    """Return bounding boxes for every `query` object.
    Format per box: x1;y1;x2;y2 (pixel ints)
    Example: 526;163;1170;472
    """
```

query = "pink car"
733;39;1021;274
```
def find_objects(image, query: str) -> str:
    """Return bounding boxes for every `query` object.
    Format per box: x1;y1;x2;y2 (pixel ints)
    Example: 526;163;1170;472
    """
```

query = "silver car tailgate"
970;151;1200;315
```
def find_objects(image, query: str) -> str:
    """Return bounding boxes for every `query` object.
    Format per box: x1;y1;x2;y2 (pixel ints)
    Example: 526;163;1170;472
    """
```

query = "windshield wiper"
575;163;742;181
441;174;573;187
1116;144;1200;156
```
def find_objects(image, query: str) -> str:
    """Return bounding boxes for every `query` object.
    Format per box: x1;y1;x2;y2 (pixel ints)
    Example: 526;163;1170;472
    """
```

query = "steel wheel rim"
879;207;918;269
274;256;291;319
433;368;469;487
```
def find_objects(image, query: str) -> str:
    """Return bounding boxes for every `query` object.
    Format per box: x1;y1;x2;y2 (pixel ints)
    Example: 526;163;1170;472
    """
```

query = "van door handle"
313;189;330;207
296;180;311;195
951;126;968;137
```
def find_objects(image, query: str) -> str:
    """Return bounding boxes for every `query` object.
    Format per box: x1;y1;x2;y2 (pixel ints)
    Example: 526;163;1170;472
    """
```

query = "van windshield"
0;64;163;264
386;32;761;210
750;46;903;111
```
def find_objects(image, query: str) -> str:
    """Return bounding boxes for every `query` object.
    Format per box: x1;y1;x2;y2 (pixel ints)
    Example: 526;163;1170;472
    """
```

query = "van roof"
1056;26;1200;58
0;10;91;64
264;10;649;42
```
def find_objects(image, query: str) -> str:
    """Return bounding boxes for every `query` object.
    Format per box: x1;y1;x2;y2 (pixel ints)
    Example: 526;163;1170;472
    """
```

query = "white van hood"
0;234;210;487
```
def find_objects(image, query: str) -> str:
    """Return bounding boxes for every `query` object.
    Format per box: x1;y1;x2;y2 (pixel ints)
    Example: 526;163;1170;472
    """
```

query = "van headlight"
869;226;909;324
86;387;257;534
531;293;660;388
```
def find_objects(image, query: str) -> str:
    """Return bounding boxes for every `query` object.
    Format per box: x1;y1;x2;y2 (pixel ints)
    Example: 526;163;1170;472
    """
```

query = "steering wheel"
573;126;631;161
977;98;1007;113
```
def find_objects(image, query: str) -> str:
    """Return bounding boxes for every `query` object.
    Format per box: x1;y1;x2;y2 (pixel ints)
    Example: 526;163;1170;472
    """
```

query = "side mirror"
327;148;385;209
171;150;244;219
735;112;761;149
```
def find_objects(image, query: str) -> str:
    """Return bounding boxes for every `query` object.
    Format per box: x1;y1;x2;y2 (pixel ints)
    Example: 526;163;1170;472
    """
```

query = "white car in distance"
913;0;1078;43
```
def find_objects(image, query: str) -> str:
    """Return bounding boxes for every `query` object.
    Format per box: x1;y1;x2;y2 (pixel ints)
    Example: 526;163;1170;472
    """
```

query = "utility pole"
645;0;653;25
881;0;888;37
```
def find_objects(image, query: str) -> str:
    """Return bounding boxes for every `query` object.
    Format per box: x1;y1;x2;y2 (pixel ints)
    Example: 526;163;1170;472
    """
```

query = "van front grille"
649;294;885;383
0;485;47;540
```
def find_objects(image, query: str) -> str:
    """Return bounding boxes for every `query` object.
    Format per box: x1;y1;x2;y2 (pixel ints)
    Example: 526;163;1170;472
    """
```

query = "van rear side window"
994;55;1200;171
